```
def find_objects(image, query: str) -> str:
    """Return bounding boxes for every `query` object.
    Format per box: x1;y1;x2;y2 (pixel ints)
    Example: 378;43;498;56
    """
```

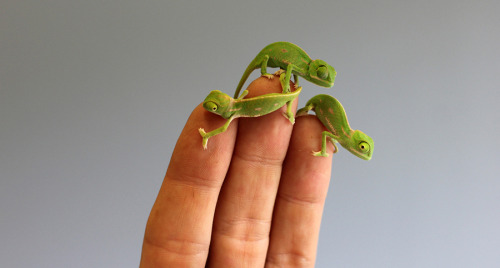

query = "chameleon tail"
296;102;315;117
233;62;256;99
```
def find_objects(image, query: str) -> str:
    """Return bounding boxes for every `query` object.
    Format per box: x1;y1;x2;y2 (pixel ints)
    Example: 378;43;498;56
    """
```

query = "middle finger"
207;76;298;267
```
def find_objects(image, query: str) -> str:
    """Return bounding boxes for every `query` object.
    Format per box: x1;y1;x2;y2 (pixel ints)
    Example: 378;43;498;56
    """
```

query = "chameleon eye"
203;101;219;112
317;66;328;79
358;142;370;152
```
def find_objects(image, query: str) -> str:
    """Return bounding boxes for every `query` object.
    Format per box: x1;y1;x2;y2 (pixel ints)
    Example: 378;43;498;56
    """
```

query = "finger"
140;101;238;267
266;115;334;267
207;76;298;267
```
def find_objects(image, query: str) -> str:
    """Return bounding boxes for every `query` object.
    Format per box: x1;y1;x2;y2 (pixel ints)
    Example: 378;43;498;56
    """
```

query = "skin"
296;94;374;160
199;83;302;149
234;41;336;99
140;77;334;267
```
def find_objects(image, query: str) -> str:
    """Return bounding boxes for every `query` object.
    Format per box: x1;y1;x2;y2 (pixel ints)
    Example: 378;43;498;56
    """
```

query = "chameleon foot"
296;107;310;117
312;151;329;157
262;73;274;79
198;128;209;149
279;73;290;93
274;69;285;76
282;112;295;124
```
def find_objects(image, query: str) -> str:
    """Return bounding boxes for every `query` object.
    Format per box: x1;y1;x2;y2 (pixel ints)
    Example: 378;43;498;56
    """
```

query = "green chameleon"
199;87;302;149
296;94;374;160
233;41;337;99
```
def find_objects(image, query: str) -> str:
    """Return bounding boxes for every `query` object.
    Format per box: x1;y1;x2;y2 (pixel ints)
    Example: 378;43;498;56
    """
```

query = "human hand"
140;76;334;267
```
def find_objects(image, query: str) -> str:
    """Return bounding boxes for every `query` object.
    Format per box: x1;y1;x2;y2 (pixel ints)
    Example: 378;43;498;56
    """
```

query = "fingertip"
291;115;335;160
245;75;298;97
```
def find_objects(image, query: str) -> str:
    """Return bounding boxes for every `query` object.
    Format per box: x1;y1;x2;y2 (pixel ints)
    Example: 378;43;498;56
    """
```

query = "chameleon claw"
274;69;285;76
262;73;274;79
199;128;206;136
312;151;329;157
199;128;209;149
283;112;295;124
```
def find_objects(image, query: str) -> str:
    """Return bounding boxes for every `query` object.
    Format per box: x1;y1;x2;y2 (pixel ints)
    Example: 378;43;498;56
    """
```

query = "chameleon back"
303;94;374;160
260;42;312;72
307;94;351;135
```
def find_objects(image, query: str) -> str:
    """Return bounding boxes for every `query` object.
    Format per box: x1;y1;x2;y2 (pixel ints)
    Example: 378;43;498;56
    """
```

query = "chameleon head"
308;60;336;88
347;130;374;160
202;90;232;118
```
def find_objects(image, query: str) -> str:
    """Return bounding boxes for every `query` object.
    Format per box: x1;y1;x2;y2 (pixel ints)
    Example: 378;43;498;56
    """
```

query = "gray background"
1;0;499;267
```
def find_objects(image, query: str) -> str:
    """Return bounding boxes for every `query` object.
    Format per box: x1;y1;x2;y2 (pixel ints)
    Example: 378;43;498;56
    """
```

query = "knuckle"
266;252;314;267
143;236;208;260
215;216;272;242
168;170;223;191
277;191;324;207
233;149;284;168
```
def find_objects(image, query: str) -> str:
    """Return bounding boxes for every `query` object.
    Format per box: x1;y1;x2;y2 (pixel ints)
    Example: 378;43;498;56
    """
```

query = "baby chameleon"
199;87;302;149
234;41;336;99
296;94;374;160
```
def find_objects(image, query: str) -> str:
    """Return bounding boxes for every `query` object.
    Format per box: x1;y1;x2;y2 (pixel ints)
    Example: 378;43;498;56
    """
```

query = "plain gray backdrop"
1;0;499;267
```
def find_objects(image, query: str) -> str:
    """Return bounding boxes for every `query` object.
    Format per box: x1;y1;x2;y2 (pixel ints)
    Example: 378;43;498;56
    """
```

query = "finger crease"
167;172;224;191
232;150;284;168
266;252;313;267
215;216;272;242
277;191;324;207
143;236;209;258
216;230;270;243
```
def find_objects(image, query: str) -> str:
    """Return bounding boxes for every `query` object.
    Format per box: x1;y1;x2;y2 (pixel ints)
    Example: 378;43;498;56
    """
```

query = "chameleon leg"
279;64;297;93
260;55;273;79
281;86;302;124
198;116;236;149
293;74;299;89
312;131;339;157
283;100;295;124
274;69;285;76
296;103;314;117
237;90;249;99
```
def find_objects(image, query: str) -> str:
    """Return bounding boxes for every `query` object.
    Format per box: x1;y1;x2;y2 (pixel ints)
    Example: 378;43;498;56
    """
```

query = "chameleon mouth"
351;149;372;160
309;76;334;88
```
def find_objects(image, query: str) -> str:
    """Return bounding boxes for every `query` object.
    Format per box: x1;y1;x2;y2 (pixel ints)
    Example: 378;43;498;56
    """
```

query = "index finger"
140;94;238;266
207;76;299;266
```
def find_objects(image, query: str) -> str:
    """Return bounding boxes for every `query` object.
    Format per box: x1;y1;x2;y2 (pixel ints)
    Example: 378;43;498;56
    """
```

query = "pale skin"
140;77;334;267
234;41;337;99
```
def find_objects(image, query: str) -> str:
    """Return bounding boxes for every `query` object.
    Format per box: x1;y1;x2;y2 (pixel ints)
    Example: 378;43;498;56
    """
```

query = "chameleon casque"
233;41;336;99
